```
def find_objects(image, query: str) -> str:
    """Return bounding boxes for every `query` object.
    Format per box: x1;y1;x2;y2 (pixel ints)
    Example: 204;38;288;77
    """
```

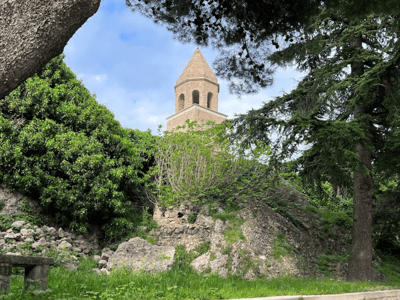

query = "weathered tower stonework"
167;49;227;131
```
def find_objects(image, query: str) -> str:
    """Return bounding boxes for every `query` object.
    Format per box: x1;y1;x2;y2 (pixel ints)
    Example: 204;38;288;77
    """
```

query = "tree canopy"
2;0;400;102
127;0;400;94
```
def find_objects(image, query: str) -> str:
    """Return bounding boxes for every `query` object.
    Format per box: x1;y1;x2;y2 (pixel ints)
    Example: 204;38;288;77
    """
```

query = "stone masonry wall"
175;79;219;112
151;204;212;251
167;105;227;131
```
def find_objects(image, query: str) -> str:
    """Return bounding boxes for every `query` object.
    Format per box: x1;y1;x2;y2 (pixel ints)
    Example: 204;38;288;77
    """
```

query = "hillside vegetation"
1;56;400;299
0;54;399;269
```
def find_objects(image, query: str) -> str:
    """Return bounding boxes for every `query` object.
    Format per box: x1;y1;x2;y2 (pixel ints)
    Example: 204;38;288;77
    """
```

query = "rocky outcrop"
0;183;393;282
149;200;390;282
151;204;214;251
0;185;43;216
0;185;104;259
105;237;175;273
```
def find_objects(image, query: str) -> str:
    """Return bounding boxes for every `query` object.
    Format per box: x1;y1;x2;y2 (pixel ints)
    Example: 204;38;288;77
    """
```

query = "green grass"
272;232;299;260
315;252;349;277
212;211;246;244
1;227;400;300
1;257;400;300
1;174;399;299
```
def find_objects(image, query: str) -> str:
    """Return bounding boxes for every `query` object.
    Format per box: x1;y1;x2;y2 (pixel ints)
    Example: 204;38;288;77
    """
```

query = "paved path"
229;289;400;300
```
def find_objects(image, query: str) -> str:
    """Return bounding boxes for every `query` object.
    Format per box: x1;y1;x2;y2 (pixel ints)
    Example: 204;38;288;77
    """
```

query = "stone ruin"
0;185;392;281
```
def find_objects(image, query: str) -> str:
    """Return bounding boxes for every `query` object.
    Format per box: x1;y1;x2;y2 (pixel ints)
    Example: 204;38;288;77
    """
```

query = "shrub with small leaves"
145;120;274;209
0;55;158;238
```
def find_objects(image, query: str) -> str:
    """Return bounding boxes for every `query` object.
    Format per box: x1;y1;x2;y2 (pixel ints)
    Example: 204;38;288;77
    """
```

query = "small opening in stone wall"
192;90;199;105
178;94;185;111
177;212;184;218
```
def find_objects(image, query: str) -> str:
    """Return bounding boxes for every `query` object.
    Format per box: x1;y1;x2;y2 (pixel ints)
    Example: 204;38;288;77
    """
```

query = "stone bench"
0;255;54;293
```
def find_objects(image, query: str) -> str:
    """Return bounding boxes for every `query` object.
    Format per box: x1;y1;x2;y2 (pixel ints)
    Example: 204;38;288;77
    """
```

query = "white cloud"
95;74;108;83
74;73;109;88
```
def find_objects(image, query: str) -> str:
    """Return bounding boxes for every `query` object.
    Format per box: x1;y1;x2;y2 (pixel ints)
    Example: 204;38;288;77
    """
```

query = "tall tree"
220;12;400;281
0;0;100;100
2;0;400;101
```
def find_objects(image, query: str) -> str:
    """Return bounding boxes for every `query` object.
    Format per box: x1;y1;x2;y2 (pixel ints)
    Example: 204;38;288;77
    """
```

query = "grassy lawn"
1;251;399;300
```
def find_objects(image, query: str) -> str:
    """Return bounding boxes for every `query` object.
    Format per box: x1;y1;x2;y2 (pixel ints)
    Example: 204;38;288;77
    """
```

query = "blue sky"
63;0;307;164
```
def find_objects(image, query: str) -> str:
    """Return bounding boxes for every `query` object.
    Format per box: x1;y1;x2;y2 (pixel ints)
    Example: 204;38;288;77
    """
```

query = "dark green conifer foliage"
0;55;157;239
225;13;400;281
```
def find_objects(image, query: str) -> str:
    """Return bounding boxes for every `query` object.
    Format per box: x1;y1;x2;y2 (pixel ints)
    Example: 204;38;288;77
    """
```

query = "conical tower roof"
176;49;218;85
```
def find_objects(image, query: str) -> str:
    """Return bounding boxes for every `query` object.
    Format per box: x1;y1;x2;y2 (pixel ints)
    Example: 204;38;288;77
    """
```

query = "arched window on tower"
178;94;185;111
207;92;213;109
192;90;199;105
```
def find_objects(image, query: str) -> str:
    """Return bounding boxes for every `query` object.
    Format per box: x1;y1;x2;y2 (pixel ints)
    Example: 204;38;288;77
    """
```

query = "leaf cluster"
143;119;275;209
125;0;400;97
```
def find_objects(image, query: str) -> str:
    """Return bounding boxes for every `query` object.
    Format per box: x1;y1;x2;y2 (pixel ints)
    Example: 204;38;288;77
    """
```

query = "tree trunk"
0;0;100;100
347;33;374;281
347;138;374;281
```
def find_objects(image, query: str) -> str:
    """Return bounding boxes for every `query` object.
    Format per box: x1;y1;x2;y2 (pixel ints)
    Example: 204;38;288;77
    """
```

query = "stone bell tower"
166;49;227;131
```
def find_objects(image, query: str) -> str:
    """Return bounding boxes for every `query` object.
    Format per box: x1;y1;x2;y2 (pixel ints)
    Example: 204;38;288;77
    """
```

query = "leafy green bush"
371;174;400;256
78;256;98;273
316;252;349;277
0;215;14;231
272;232;298;260
304;205;319;214
171;245;197;272
109;244;119;252
320;222;338;238
331;212;353;229
43;248;74;269
140;207;158;231
0;55;158;238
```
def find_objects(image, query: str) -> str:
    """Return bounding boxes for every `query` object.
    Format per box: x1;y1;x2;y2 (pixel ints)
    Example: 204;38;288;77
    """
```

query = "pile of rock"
0;220;177;277
0;220;101;257
148;202;390;282
0;184;392;282
92;248;114;275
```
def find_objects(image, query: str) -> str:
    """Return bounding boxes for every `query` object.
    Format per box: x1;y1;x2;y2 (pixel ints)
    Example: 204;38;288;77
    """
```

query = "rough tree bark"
347;33;374;281
0;0;101;100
